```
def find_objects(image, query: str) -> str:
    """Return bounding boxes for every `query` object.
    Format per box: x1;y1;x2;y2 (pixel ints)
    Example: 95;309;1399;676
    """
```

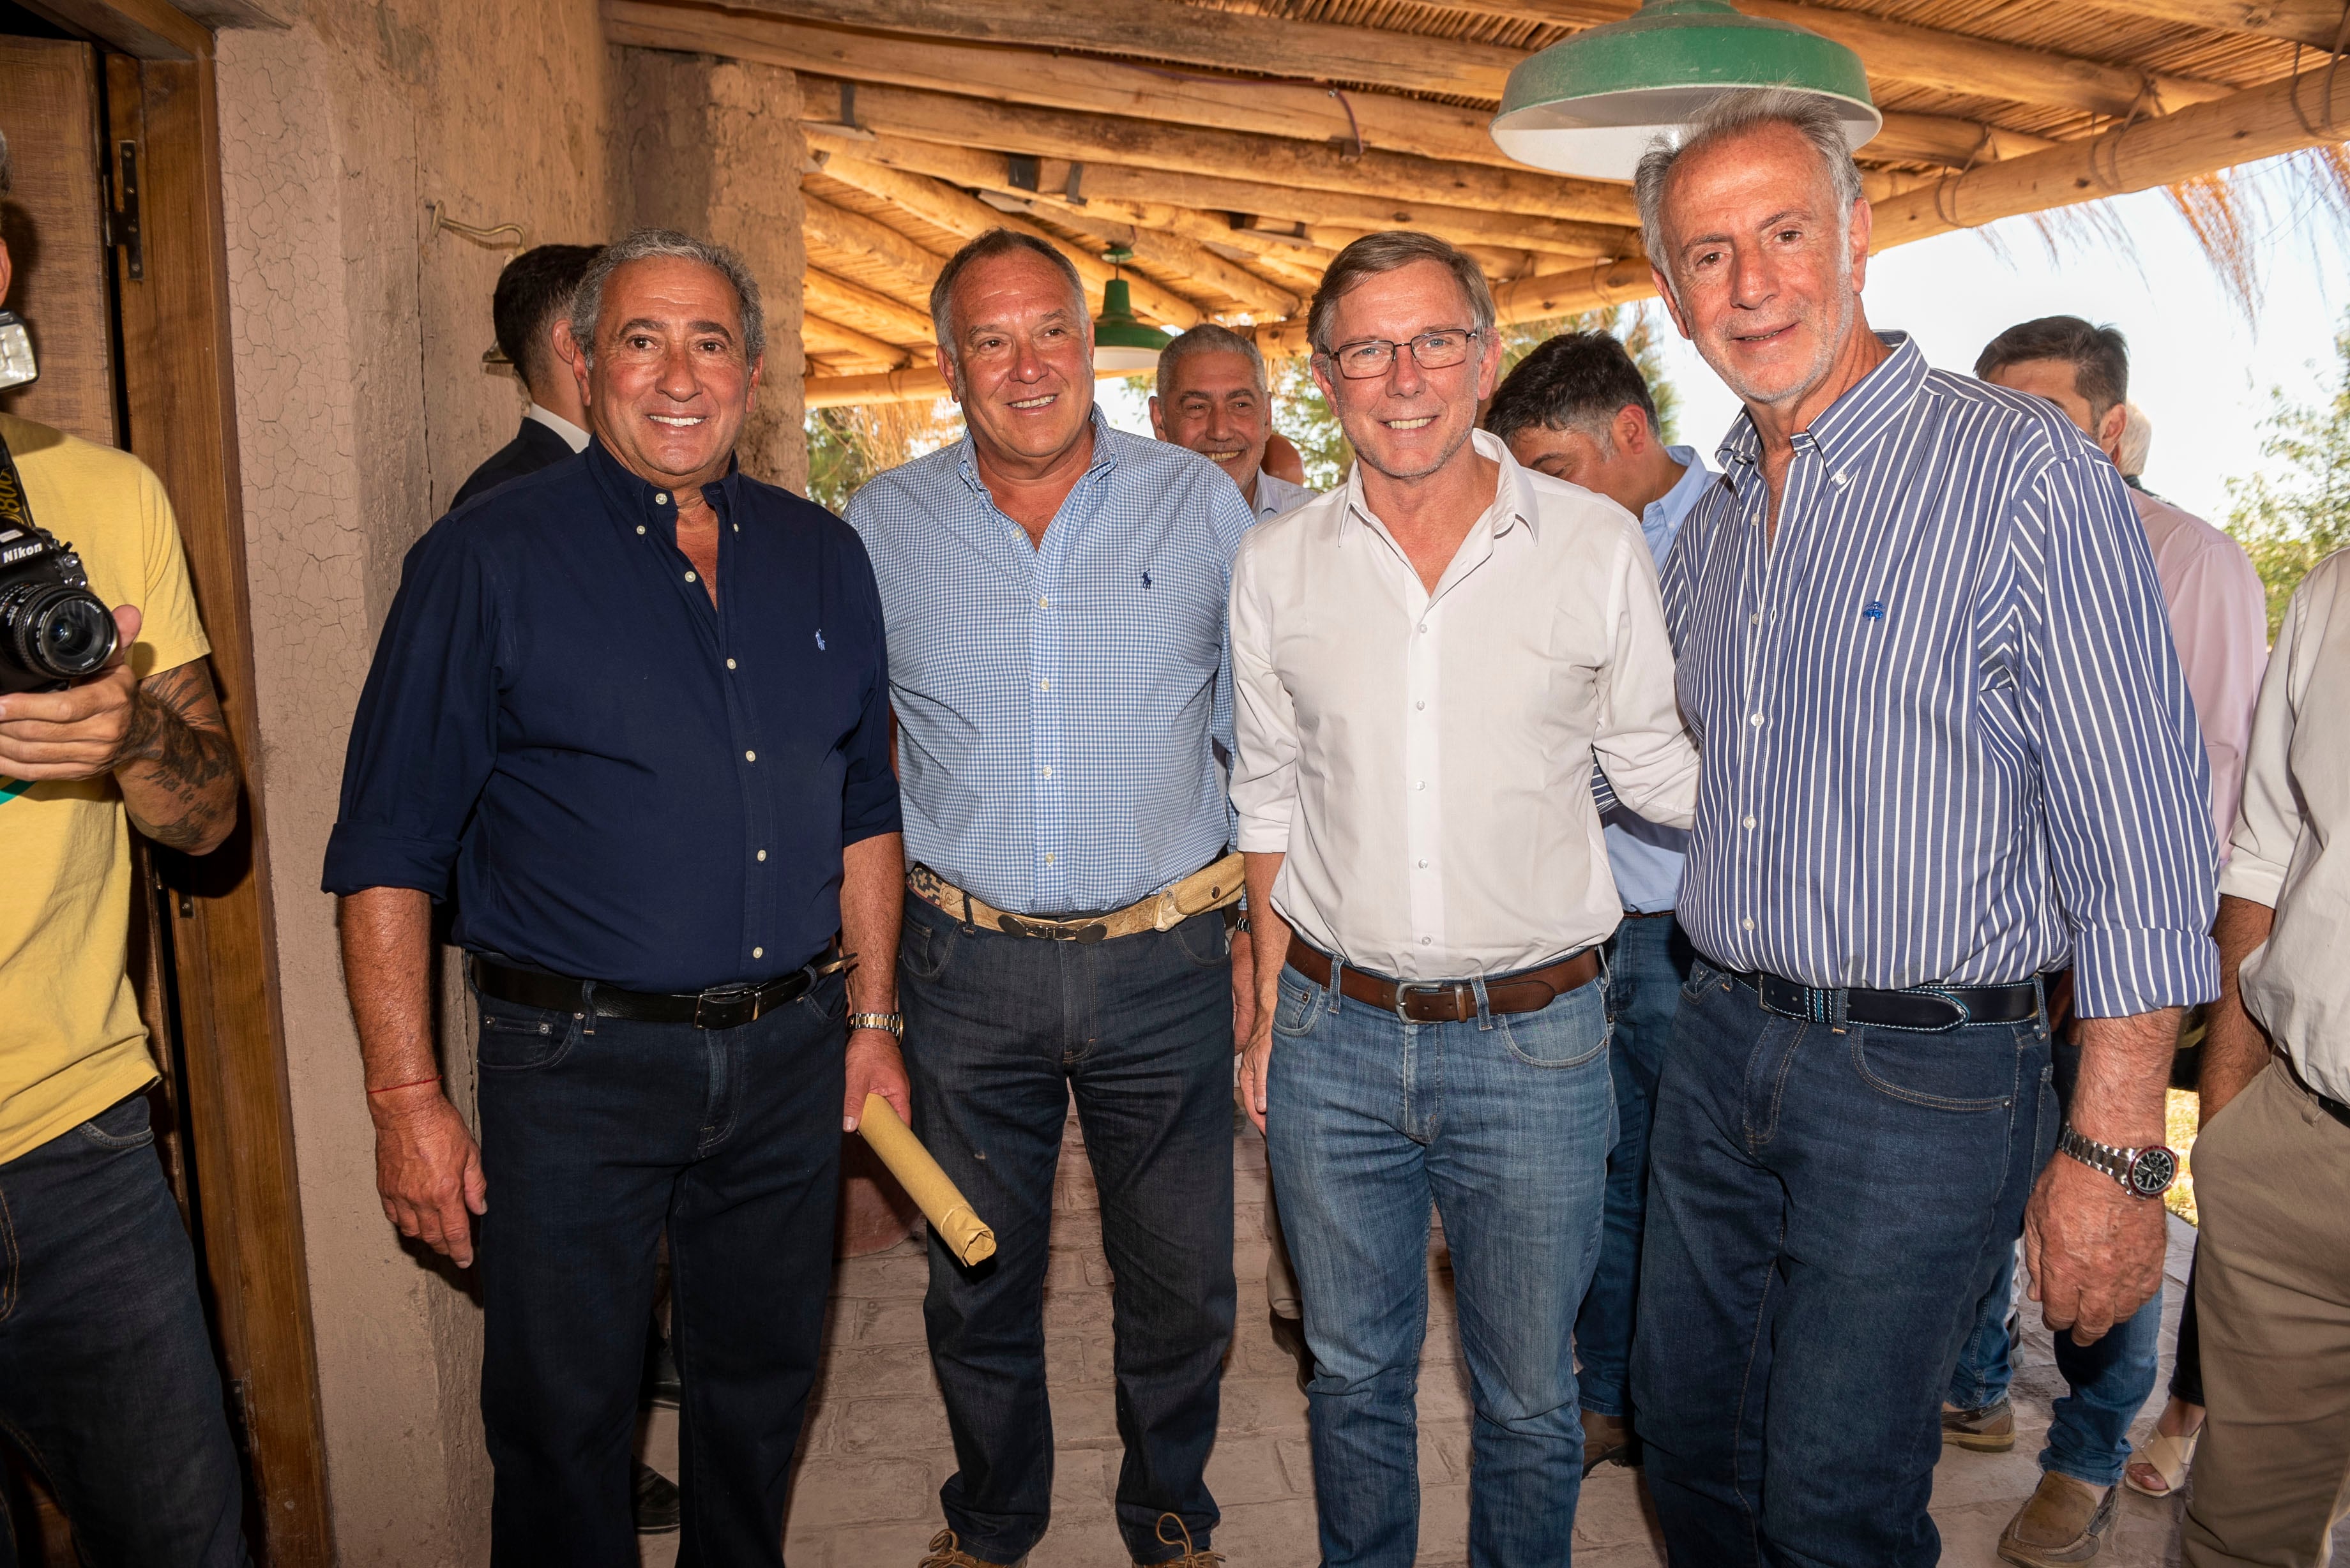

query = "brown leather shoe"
1997;1472;2119;1567
1943;1395;2017;1452
919;1528;1026;1568
1132;1512;1224;1567
1582;1408;1635;1475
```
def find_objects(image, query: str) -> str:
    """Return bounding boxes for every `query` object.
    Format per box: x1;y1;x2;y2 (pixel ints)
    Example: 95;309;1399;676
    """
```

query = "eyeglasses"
1318;327;1485;381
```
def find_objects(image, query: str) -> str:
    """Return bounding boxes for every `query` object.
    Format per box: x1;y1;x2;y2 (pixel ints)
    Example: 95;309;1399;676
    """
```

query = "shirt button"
752;946;763;958
1415;780;1427;791
1749;712;1764;727
685;571;697;583
636;525;647;536
727;658;738;670
1743;815;1757;829
745;750;756;762
1421;936;1433;946
1417;858;1429;869
1749;611;1760;626
1414;700;1425;711
1040;678;1050;691
1741;917;1756;931
1831;472;1849;486
1045;852;1056;865
655;492;670;504
1042;765;1052;778
756;850;768;862
1418;622;1429;634
1038;596;1049;609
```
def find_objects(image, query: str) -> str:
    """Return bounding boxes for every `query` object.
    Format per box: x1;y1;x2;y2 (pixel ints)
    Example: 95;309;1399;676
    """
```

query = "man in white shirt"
1229;232;1699;1567
1150;323;1315;523
2181;547;2350;1565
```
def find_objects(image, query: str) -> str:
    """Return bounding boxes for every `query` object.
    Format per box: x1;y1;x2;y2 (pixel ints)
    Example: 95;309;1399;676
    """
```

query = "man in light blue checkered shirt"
846;230;1251;1568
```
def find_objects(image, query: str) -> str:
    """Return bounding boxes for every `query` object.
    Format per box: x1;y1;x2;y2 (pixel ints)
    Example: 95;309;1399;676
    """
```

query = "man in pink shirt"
1942;316;2265;1566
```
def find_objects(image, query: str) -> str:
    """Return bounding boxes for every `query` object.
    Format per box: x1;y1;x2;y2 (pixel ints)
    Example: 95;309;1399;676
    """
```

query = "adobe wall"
213;4;805;1559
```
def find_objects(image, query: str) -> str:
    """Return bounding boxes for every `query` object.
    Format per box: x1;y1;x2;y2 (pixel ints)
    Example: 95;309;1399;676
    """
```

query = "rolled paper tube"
858;1094;997;1265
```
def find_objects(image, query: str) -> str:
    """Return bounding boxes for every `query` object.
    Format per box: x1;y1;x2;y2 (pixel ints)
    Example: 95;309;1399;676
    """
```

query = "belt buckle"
694;984;759;1030
1393;981;1465;1024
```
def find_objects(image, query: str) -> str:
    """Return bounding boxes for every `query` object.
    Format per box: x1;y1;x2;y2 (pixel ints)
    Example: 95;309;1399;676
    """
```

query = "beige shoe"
2123;1421;2202;1498
1997;1473;2119;1567
1132;1511;1225;1567
1943;1395;2017;1452
920;1528;1026;1568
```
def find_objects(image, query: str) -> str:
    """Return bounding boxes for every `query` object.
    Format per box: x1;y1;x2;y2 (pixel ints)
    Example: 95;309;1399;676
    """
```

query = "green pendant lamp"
1490;0;1879;180
1091;246;1173;375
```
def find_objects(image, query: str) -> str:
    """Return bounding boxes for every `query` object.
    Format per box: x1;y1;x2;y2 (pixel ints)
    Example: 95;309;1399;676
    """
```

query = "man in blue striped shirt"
846;230;1250;1568
1626;90;2217;1567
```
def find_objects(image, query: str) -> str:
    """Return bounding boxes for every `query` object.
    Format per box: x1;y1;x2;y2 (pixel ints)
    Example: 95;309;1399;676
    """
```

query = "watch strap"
2057;1124;2176;1199
848;1011;904;1039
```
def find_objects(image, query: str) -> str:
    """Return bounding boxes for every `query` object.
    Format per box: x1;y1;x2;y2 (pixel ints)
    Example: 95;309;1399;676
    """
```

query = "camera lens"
27;591;118;679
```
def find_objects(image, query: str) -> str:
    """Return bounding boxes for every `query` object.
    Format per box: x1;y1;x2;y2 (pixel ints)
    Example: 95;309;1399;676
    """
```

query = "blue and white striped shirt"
847;412;1253;916
1660;335;2217;1020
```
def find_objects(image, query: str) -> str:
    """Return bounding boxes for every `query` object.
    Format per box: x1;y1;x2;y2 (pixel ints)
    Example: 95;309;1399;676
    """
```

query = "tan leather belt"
907;854;1245;942
1285;937;1601;1023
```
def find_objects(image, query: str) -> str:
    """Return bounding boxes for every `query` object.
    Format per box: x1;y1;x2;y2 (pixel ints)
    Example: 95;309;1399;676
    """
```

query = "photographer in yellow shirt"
0;127;248;1567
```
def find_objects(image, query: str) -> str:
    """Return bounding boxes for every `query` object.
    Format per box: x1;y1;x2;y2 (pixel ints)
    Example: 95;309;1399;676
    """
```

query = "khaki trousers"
2183;1059;2350;1567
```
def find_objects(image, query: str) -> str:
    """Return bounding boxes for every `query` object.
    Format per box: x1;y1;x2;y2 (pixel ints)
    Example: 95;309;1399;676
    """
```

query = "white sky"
1099;158;2347;525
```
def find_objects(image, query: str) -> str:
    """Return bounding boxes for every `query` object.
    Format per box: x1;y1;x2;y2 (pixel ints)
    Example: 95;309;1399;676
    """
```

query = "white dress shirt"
2220;547;2350;1103
526;403;591;453
1230;430;1700;980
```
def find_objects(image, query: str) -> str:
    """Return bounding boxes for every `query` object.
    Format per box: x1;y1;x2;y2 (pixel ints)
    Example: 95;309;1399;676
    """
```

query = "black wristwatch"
2056;1124;2178;1200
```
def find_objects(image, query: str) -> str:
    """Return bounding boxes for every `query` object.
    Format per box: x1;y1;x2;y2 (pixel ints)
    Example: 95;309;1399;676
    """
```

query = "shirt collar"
526;403;591;454
584;435;741;522
1645;444;1717;534
1340;427;1534;543
1715;331;1927;479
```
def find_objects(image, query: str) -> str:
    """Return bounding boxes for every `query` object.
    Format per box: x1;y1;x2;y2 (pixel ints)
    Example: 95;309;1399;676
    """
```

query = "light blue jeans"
1265;960;1616;1568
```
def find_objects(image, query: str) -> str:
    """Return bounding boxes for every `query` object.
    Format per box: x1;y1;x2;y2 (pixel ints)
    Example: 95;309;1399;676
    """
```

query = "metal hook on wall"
422;199;526;257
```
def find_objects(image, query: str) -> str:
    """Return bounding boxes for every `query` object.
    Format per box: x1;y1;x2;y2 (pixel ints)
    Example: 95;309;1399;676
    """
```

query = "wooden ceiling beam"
806;123;1644;260
807;366;954;410
805;268;939;343
632;0;2231;134
802;312;915;368
808;151;1209;328
2093;0;2350;49
609;1;2043;175
803;196;945;294
996;200;1304;318
800;79;1640;227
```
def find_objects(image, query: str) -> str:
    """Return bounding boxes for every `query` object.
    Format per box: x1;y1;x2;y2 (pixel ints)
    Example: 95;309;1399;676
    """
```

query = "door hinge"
107;141;144;281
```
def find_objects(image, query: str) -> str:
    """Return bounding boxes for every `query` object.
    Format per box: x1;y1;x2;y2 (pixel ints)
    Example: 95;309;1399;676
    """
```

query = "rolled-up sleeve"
2019;455;2218;1017
840;533;904;847
321;523;502;898
1228;531;1297;855
1591;523;1699;830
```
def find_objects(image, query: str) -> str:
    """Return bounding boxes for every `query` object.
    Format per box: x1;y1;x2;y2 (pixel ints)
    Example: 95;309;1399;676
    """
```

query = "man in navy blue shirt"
324;229;906;1567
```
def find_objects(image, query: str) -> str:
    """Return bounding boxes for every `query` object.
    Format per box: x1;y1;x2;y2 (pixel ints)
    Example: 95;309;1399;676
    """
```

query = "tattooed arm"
0;605;240;855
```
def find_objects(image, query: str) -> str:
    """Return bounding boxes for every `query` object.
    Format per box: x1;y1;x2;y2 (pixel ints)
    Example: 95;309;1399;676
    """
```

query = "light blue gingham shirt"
847;412;1254;916
1661;334;2218;1019
1604;444;1713;914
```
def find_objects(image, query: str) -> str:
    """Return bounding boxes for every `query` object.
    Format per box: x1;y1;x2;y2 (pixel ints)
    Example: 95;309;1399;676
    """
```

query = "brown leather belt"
1285;937;1600;1024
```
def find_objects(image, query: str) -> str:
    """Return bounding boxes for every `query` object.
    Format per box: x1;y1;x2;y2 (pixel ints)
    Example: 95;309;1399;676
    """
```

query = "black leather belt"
1729;968;2043;1033
2285;1055;2350;1131
469;946;849;1031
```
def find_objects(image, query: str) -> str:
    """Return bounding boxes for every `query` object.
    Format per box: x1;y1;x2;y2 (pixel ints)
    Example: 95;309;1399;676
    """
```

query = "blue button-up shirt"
1661;335;2217;1019
847;413;1252;916
322;439;900;994
1604;444;1713;914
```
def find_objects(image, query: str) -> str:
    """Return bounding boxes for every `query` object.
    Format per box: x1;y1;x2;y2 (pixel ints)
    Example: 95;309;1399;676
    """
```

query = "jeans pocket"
1171;910;1233;969
1679;954;1722;1004
1848;1023;2019;1113
75;1092;156;1150
1499;977;1611;1068
900;908;959;983
1271;975;1324;1039
475;996;582;1072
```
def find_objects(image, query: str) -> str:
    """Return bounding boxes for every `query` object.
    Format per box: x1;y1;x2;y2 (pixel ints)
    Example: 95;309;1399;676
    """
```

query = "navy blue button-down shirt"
1661;334;2217;1019
322;439;900;994
847;414;1251;916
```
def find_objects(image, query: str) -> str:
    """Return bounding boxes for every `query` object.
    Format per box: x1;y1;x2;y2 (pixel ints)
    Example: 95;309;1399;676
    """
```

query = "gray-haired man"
1149;322;1314;524
330;228;908;1564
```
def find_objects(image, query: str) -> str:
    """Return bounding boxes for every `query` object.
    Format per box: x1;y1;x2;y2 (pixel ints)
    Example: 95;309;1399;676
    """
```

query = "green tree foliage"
1265;303;1681;490
2225;313;2350;639
805;398;964;515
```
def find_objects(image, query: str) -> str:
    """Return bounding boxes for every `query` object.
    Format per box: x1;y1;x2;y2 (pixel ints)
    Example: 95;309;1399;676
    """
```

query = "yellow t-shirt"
0;411;211;1166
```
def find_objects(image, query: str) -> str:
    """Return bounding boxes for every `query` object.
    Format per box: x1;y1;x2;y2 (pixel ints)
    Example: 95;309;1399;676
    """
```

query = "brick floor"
639;1106;2332;1567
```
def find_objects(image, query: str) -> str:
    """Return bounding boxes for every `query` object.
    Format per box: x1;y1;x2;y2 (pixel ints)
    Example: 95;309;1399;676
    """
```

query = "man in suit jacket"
452;243;603;508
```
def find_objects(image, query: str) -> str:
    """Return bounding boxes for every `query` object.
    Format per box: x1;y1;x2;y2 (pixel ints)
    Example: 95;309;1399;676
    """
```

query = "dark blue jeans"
1267;963;1615;1568
1947;1041;2162;1488
1577;914;1696;1421
1635;957;2056;1568
0;1093;248;1568
898;896;1236;1565
473;964;846;1567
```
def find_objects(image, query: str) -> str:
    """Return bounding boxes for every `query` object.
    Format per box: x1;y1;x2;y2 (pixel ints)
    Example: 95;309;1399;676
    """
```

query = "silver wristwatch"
2056;1124;2178;1200
847;1011;904;1039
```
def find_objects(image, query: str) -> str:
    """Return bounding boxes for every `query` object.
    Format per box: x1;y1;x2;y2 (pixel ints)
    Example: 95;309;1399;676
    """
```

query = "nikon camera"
0;524;119;695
